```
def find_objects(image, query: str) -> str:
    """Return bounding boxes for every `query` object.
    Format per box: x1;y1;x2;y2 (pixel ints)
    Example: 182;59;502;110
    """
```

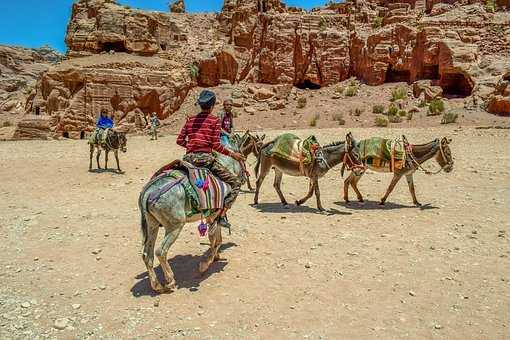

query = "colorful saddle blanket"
150;160;230;211
265;133;320;165
358;137;406;172
88;128;110;145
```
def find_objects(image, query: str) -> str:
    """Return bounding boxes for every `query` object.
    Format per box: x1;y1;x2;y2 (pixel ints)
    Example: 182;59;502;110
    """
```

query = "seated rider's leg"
210;159;241;210
182;152;214;168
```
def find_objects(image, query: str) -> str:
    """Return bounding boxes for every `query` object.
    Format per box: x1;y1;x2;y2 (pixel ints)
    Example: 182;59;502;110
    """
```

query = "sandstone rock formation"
170;0;186;13
487;71;510;115
17;0;510;139
0;45;62;114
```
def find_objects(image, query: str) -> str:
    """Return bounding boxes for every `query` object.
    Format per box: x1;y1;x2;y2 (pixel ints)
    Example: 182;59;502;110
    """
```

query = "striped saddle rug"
150;160;230;211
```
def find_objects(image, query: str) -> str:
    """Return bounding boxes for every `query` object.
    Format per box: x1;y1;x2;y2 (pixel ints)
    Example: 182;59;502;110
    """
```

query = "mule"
234;131;265;191
343;136;454;206
138;150;244;293
89;129;127;172
254;132;362;211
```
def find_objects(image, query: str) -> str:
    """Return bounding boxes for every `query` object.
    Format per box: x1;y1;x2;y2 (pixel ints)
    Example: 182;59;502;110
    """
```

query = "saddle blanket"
358;137;406;172
150;160;230;211
266;133;320;165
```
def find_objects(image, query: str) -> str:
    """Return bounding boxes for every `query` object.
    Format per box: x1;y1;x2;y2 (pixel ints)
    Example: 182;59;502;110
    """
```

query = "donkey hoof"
415;202;422;207
164;280;176;291
295;200;302;206
198;261;209;275
379;201;386;206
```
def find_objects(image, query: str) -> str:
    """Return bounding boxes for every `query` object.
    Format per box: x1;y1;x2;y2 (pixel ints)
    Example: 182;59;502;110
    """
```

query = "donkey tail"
138;187;150;248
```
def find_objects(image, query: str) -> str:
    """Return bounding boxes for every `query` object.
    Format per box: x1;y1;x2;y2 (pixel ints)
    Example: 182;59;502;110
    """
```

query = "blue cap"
197;90;216;109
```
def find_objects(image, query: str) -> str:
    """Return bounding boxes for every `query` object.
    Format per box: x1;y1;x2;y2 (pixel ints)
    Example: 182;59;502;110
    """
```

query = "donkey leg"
273;169;288;206
96;148;102;169
296;180;314;206
343;172;354;203
89;145;94;170
199;221;223;274
156;224;184;290
380;173;403;205
104;150;109;169
313;179;325;211
351;174;365;203
246;176;254;191
405;174;421;206
114;150;121;172
254;158;271;205
142;214;167;293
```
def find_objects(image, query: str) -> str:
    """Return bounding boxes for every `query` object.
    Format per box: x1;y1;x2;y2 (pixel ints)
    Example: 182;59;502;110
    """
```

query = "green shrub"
387;104;398;116
372;104;385;114
388;114;403;123
441;111;458;124
297;96;307;109
349;79;358;87
188;64;200;79
309;113;320;127
332;113;346;125
344;86;358;97
351;107;364;116
486;0;496;12
375;115;389;127
418;99;427;107
428;99;445;116
398;109;407;117
391;87;407;101
334;85;344;94
372;16;383;29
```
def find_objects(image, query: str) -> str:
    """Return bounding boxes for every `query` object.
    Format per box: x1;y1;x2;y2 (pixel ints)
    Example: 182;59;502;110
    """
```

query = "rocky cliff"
17;0;510;139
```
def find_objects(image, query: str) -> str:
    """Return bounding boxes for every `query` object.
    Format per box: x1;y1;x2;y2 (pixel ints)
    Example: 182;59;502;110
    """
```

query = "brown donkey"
343;136;454;206
235;131;265;191
254;132;362;211
89;129;127;172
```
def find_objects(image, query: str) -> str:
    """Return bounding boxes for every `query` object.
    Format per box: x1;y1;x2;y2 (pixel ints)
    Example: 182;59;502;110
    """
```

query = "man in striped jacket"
177;90;245;228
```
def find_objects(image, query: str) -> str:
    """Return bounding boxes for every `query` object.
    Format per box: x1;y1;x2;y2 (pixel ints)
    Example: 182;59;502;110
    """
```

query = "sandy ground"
0;127;509;339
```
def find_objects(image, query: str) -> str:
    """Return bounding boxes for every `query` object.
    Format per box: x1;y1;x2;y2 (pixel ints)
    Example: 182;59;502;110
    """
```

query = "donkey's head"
117;132;127;153
436;137;453;173
240;131;265;156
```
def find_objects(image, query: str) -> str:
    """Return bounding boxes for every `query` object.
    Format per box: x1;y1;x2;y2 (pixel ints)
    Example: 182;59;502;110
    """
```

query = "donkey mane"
323;140;345;148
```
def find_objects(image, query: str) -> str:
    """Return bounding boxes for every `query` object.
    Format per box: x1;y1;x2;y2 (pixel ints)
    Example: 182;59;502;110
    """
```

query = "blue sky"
0;0;336;52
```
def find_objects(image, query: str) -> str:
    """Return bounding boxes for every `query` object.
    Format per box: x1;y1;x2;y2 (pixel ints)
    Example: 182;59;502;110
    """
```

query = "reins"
404;138;451;175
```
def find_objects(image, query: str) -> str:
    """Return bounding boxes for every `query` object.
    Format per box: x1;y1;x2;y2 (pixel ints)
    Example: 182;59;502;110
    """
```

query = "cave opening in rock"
440;72;473;97
100;41;127;53
296;79;321;90
35;107;40;115
80;131;85;140
62;132;69;138
160;43;167;51
138;90;162;118
385;65;411;83
422;65;439;80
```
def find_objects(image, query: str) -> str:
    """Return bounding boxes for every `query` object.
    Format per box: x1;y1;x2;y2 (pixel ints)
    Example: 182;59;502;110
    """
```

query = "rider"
217;98;235;146
91;109;114;145
176;90;245;228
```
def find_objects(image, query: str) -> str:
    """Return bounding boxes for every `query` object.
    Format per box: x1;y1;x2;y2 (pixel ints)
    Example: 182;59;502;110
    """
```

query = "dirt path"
0;127;509;339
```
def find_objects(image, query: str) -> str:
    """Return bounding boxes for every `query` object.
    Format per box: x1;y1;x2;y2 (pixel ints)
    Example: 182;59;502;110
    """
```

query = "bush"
428;99;445;116
406;111;414;121
334;85;344;94
441;111;458;124
344;86;358;97
388;114;403;123
387;104;398;116
372;104;385;114
297;96;307;109
418;99;427;107
391;87;407;101
398;110;407;117
309;113;320;127
188;64;200;79
372;16;383;29
2;121;12;127
332;113;346;125
351;107;364;116
375;115;389;127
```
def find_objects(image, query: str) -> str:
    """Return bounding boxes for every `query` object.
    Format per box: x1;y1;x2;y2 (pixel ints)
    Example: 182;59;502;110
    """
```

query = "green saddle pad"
267;133;320;165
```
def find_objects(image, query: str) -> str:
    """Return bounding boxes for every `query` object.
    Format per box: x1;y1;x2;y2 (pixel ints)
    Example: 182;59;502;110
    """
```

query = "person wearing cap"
218;98;235;145
177;90;245;228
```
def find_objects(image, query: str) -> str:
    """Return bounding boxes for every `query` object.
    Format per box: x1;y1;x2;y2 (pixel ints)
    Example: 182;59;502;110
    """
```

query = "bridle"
342;142;365;172
404;137;453;175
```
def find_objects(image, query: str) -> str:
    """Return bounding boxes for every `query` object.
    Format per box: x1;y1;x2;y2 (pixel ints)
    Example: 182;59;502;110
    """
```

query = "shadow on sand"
131;242;237;297
334;200;438;211
88;168;125;175
251;202;352;216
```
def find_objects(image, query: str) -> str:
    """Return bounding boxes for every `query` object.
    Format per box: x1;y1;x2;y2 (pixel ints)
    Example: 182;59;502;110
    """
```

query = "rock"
409;290;416;296
91;249;102;255
244;107;256;115
53;318;69;330
20;302;30;308
253;88;275;101
169;0;185;13
269;100;286;110
72;304;81;310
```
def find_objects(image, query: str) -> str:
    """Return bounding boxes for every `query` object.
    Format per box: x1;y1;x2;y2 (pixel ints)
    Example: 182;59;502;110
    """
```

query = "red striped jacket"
176;112;231;156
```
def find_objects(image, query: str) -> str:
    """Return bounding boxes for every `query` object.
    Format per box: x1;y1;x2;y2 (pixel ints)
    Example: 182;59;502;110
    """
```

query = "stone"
269;100;286;110
53;318;68;330
20;302;30;308
72;304;81;310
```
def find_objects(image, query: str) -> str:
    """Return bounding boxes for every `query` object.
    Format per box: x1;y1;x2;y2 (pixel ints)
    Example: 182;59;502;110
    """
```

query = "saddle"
265;133;320;175
88;128;110;146
358;137;407;172
149;160;231;212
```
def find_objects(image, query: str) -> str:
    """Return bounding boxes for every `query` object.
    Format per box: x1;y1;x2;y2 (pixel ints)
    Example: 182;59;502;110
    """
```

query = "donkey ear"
260;134;266;141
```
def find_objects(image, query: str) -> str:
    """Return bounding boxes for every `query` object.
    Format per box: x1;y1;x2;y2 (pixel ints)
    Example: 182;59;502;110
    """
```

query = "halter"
405;139;452;175
342;143;365;172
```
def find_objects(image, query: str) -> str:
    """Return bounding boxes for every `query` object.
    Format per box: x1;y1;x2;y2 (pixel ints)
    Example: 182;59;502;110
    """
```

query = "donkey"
235;131;265;191
343;137;454;206
138;151;244;293
254;132;362;211
89;129;127;172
